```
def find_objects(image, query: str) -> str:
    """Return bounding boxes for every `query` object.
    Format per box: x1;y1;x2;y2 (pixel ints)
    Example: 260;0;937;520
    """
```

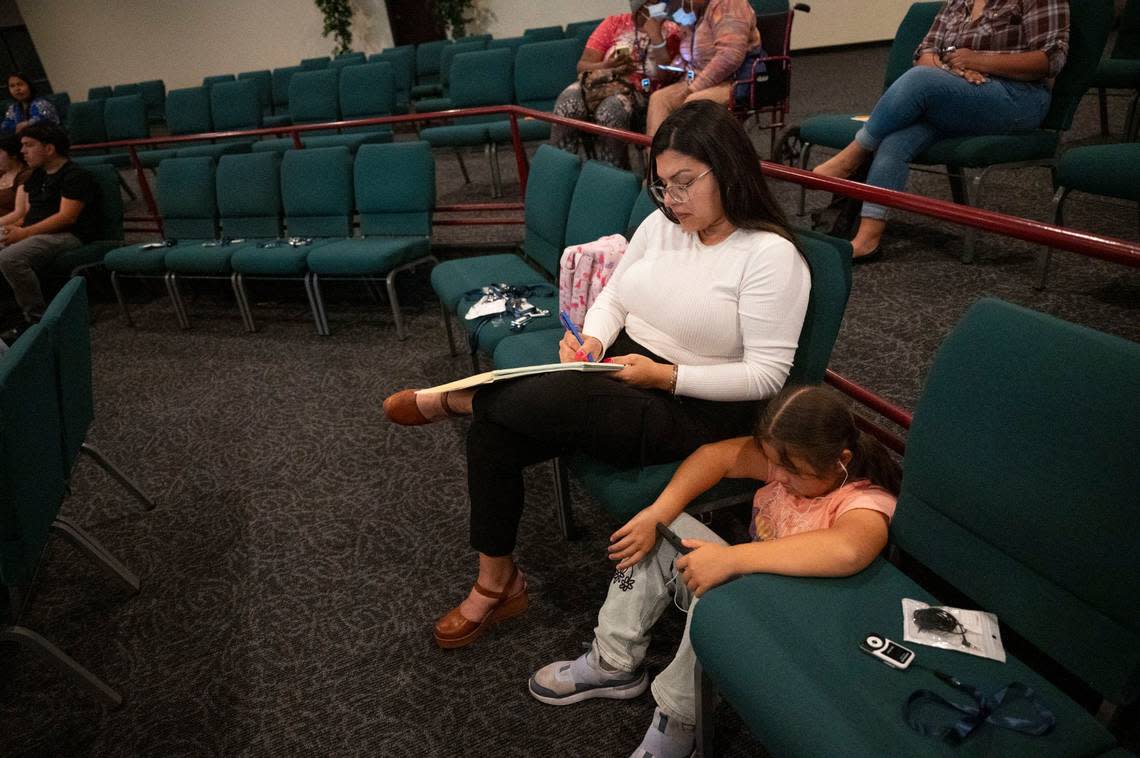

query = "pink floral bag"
558;234;628;329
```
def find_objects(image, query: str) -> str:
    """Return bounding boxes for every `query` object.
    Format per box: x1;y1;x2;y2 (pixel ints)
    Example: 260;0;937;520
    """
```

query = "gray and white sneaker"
628;707;696;758
528;644;648;705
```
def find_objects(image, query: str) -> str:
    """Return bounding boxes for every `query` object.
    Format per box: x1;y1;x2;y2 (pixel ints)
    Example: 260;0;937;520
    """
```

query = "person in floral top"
1;73;60;135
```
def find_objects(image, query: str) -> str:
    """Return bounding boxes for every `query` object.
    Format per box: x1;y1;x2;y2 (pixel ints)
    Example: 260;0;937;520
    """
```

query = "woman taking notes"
383;101;810;649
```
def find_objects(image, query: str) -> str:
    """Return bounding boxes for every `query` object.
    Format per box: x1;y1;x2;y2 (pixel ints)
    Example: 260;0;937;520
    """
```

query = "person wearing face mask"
383;102;811;652
549;1;683;168
529;385;901;758
643;0;762;136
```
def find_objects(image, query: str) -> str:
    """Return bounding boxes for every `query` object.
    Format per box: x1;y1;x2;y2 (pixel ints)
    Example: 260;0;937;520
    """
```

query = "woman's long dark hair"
755;385;903;495
649;99;796;244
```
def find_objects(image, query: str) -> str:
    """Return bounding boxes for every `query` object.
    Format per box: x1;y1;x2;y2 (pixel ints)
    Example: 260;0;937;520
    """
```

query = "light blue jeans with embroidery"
592;513;728;726
854;66;1051;220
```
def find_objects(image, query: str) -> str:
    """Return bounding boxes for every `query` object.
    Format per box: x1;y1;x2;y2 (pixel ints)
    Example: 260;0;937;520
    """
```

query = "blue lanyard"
905;671;1056;745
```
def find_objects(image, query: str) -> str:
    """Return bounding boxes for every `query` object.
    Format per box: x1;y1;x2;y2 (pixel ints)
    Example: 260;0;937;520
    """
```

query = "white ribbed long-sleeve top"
581;210;811;402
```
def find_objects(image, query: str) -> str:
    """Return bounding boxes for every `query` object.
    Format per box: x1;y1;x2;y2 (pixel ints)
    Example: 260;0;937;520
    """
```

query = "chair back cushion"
87;86;113;101
440;40;488;90
626;187;656;238
354;141;434;236
786;229;853;384
289;69;340;125
368;49;414;105
515;39;581;110
416;39;452;78
884;3;942;91
237;70;273;111
112;83;141;97
85;163;125;241
0;325;67;586
217;152;282;238
893;298;1140;702
339;62;396;120
210;79;262;130
1043;0;1114;131
280;146;353;237
166;86;213;135
102;94;149;141
331;52;366;69
449;49;514;109
39;278;93;477
272;65;305;108
203;74;236;87
300;57;329;70
522;145;582;276
156;156;218;238
67;99;107;145
564;160;641;254
522;26;564;43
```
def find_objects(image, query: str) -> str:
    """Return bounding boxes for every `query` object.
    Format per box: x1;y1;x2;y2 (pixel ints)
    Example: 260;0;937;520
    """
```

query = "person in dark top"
0;135;32;215
0;123;98;327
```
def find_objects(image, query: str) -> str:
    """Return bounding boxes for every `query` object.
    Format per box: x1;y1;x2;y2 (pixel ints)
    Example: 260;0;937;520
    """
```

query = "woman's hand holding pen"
558;331;603;363
608;354;672;390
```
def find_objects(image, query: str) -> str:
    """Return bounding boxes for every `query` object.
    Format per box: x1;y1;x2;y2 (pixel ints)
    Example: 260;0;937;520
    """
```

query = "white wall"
472;0;915;50
20;0;908;100
18;0;394;98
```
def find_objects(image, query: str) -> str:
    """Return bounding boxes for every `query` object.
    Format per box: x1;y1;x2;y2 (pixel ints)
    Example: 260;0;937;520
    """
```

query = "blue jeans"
853;66;1051;220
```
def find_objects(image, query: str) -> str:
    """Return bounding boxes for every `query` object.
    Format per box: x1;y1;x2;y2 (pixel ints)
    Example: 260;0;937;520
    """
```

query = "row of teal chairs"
71;64;398;169
1;278;155;707
85;80;165;123
103;144;436;338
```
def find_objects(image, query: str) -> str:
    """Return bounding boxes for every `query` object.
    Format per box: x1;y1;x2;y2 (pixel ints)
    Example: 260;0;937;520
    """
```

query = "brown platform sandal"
383;389;460;426
433;566;529;649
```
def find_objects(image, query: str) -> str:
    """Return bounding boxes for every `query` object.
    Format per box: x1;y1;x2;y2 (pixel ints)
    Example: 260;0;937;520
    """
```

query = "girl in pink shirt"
530;385;901;758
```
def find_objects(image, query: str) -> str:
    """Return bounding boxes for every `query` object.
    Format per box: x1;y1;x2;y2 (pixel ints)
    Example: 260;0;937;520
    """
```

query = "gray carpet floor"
1;43;1137;757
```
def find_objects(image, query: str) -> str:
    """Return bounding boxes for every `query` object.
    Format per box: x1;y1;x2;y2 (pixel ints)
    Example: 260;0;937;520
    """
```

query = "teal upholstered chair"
139;86;251;169
305;142;437;338
488;35;526;56
70;94;148;170
626;187;656;237
104;157;218;327
210;78;262;132
487;38;583;159
86;85;112;101
1036;143;1140;288
66;100;107;155
337;62;397;141
369;47;415;114
413;39;453;94
238;70;274;117
111;83;140;98
138;79;165;123
300;56;330;70
692;298;1140;757
1092;0;1140;139
551;229;853;533
40;278;155;509
230;146;352;335
203;74;235;87
48;164;124;278
44;91;71;122
0;323;138;707
420;48;516;197
464;159;641;358
255;69;338;150
798;0;1115;263
268;65;304;126
164;152;283;329
522;25;564;43
331;51;366;70
431;144;582;353
565;19;604;40
413;39;488;109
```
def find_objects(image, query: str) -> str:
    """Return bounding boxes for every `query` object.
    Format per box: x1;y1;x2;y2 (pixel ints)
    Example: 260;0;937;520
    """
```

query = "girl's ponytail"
852;431;902;496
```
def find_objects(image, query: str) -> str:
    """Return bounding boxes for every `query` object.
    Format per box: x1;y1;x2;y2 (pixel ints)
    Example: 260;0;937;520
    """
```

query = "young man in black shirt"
0;123;98;330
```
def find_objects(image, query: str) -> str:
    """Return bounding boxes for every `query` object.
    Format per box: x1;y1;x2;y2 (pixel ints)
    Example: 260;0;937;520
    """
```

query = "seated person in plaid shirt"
813;0;1070;261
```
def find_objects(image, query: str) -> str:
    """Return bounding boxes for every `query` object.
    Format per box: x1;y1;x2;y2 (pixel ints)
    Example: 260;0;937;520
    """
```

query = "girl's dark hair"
0;134;24;161
649;100;796;245
7;72;35;100
755;385;902;495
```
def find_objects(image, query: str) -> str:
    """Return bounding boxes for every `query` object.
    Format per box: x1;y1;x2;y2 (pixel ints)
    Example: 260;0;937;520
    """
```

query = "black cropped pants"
466;332;759;556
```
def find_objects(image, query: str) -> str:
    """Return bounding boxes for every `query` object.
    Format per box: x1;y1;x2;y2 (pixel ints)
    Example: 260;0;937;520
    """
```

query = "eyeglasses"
648;167;712;204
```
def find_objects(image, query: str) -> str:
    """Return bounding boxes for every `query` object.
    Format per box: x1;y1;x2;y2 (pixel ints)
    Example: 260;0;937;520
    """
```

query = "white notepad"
418;362;622;394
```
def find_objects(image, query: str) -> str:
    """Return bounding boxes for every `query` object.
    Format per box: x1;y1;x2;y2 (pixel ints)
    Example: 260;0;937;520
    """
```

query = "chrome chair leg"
164;273;190;329
552;457;575;540
110;271;134;327
0;625;123;707
455;148;471;184
1037;186;1068;290
440;301;458;356
694;659;718;758
302;273;325;335
306;273;331;336
51;516;140;596
79;442;156;511
230;273;256;333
